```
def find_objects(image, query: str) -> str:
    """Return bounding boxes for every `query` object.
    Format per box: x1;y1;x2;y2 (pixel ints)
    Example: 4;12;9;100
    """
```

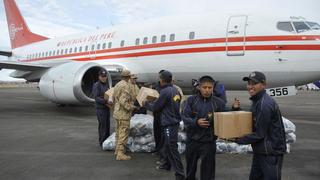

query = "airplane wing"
0;60;50;71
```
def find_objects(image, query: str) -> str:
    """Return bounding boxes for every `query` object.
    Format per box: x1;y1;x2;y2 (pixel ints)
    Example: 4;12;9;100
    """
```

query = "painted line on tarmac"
290;119;320;126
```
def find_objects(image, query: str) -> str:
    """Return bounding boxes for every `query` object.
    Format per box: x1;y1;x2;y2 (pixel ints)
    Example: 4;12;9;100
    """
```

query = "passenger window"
135;38;140;45
42;52;45;57
161;35;166;42
277;22;295;32
65;49;68;54
57;50;60;55
46;52;48;57
69;48;72;54
85;45;88;52
53;51;55;56
102;43;106;49
108;42;112;48
91;45;95;51
120;40;125;47
189;32;195;39
60;49;63;55
143;37;148;45
152;36;157;43
79;46;82;52
293;21;311;33
49;51;52;56
170;34;175;41
74;47;77;53
97;44;101;50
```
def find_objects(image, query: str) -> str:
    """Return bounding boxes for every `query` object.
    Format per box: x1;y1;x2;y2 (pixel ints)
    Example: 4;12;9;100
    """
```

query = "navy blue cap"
243;71;266;83
99;69;107;76
160;70;172;82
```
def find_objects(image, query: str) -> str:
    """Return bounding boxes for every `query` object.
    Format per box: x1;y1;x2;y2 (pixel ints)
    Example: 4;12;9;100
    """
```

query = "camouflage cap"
121;69;131;77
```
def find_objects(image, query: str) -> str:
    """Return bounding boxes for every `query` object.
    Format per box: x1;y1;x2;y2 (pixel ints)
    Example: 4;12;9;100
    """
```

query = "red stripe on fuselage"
72;45;320;61
20;35;320;62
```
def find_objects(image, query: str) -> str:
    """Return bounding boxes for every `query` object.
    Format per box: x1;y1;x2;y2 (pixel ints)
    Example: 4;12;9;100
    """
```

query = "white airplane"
1;0;320;104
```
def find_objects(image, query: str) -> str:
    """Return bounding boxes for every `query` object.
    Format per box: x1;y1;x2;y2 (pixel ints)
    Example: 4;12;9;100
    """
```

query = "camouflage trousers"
115;119;130;154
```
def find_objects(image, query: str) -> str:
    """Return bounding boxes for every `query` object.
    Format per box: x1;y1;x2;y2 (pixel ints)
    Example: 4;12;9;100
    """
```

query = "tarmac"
0;87;319;180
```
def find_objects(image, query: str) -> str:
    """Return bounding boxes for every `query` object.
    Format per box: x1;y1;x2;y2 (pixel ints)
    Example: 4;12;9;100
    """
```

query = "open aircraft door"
226;15;248;56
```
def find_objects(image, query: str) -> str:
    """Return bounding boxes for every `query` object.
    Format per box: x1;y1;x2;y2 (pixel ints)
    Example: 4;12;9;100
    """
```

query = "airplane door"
226;15;248;56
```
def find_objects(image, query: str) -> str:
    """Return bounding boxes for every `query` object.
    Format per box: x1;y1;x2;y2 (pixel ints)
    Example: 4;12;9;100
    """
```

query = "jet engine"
39;61;111;104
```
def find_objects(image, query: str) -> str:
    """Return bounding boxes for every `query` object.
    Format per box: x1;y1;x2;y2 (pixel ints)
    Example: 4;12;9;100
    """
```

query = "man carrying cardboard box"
182;75;240;180
92;69;112;148
235;71;286;180
113;69;137;161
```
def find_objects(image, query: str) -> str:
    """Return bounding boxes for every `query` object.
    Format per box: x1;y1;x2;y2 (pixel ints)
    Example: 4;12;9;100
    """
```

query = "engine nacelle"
39;62;111;104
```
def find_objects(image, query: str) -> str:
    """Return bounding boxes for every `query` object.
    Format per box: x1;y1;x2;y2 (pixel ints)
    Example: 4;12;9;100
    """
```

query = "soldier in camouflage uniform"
113;69;136;160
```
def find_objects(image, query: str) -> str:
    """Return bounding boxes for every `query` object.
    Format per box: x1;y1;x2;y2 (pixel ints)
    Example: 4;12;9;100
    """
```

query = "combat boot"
116;152;131;161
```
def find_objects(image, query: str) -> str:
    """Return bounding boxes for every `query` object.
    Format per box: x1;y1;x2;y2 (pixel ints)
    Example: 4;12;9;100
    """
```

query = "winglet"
3;0;48;49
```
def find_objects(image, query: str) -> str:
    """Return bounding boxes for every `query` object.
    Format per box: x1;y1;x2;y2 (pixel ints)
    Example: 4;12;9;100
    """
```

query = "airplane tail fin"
313;80;320;89
3;0;48;49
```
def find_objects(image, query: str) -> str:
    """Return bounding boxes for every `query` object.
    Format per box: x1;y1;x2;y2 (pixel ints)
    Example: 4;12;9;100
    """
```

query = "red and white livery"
1;0;320;104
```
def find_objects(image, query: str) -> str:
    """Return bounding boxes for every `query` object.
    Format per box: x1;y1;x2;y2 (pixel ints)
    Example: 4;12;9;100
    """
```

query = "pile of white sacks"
103;114;296;154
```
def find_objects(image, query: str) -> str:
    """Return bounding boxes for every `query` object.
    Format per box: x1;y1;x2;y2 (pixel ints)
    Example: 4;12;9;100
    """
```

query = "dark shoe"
156;165;170;171
175;175;185;180
156;158;166;165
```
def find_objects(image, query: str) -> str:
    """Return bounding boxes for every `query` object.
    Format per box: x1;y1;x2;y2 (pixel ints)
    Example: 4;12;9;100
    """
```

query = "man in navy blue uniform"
235;71;286;180
92;69;111;147
182;75;232;180
144;70;185;180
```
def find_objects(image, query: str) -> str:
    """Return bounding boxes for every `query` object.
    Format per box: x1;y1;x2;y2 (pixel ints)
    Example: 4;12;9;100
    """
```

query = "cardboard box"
136;87;159;106
104;88;114;101
214;111;252;139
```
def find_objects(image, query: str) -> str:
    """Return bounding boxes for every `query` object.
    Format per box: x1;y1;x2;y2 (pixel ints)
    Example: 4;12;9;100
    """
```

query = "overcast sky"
1;0;320;81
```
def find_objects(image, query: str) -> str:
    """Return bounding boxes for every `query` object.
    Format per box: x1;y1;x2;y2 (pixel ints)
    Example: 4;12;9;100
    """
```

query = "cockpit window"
292;21;311;33
306;21;320;30
277;22;295;32
277;21;319;33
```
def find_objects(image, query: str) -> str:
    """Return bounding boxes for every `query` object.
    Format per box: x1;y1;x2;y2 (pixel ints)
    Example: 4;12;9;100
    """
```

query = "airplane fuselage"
11;14;320;90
